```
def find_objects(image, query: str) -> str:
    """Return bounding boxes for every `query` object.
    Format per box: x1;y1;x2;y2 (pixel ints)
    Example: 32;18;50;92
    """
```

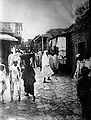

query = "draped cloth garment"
42;51;54;78
21;54;36;95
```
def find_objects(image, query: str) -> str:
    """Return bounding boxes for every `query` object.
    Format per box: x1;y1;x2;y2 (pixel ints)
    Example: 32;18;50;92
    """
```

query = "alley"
0;1;90;120
0;67;81;120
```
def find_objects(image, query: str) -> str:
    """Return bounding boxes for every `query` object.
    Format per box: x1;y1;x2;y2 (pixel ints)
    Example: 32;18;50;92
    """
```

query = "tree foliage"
74;1;89;22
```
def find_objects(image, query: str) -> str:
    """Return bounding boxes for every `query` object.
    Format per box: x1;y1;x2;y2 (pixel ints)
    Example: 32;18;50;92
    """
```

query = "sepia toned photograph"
0;0;90;120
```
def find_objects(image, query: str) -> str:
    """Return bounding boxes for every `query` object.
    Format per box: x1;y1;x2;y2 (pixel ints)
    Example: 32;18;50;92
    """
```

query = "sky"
0;0;87;40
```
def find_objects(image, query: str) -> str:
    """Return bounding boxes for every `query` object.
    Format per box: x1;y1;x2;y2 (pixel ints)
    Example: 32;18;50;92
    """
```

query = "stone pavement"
34;67;82;120
0;67;82;120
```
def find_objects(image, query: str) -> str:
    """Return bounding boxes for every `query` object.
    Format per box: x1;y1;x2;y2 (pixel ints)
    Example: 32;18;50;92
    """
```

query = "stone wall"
69;11;90;75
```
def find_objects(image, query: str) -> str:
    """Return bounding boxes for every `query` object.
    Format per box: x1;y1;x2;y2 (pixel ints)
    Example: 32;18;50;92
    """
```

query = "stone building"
0;22;23;72
0;34;18;72
67;6;90;75
0;22;23;43
45;2;90;75
33;34;48;52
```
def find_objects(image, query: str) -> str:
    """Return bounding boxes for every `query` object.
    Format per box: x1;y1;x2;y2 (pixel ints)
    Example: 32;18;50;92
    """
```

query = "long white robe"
42;51;54;78
8;53;14;70
53;54;59;70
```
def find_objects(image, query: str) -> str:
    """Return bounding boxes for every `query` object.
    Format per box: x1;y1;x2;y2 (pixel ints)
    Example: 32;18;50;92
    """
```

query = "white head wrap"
44;50;48;54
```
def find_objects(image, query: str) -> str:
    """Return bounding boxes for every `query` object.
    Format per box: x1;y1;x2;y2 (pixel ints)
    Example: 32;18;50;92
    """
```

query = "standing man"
38;51;42;71
77;67;91;119
42;50;54;83
21;54;36;102
53;53;59;74
9;60;21;102
8;51;14;73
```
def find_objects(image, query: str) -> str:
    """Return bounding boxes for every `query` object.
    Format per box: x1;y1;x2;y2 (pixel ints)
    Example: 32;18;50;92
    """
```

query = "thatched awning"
46;28;68;40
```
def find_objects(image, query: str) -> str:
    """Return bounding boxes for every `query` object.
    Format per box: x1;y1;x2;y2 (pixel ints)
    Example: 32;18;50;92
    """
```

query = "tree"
73;1;89;23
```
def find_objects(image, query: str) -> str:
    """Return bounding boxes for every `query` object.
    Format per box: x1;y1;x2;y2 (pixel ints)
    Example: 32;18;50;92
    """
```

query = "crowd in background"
3;47;66;103
5;47;64;102
34;50;66;74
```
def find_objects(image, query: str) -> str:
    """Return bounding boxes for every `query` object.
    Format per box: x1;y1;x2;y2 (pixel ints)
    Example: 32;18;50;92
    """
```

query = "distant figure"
42;50;54;83
14;49;21;67
77;67;91;120
35;52;38;67
38;51;42;71
8;51;14;72
74;54;81;79
21;54;36;102
53;53;59;74
48;52;54;71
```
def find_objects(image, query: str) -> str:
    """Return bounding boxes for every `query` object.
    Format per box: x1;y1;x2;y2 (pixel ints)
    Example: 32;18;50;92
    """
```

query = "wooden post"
42;36;43;52
46;37;48;50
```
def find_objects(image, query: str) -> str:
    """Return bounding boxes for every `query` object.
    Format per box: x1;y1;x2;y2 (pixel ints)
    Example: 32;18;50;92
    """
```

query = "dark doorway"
78;42;85;60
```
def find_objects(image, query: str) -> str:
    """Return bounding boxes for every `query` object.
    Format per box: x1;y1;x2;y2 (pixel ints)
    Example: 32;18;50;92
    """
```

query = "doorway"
78;42;85;60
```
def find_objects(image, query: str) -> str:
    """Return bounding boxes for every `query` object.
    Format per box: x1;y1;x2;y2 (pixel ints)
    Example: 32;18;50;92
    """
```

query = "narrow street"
0;67;81;120
0;1;90;120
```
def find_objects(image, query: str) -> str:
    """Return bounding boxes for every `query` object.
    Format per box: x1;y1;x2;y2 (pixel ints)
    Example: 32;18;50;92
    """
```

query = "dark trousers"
79;94;91;120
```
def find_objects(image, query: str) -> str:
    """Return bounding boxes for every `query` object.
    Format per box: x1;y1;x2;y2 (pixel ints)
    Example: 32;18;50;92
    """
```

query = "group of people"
35;50;59;74
0;49;54;103
1;49;91;119
0;49;36;103
29;50;63;75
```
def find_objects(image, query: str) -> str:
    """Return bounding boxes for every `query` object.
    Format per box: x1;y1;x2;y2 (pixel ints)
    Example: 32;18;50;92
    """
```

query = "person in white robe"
42;50;54;83
9;61;21;102
74;54;81;80
53;53;59;73
8;51;14;72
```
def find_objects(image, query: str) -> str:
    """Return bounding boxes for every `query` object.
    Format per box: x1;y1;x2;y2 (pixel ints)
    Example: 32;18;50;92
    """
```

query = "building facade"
45;2;90;75
0;22;23;41
68;9;90;75
0;22;22;72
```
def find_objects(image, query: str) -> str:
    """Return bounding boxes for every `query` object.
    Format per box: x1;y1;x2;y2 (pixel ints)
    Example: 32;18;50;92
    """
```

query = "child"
9;60;21;102
0;64;7;103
